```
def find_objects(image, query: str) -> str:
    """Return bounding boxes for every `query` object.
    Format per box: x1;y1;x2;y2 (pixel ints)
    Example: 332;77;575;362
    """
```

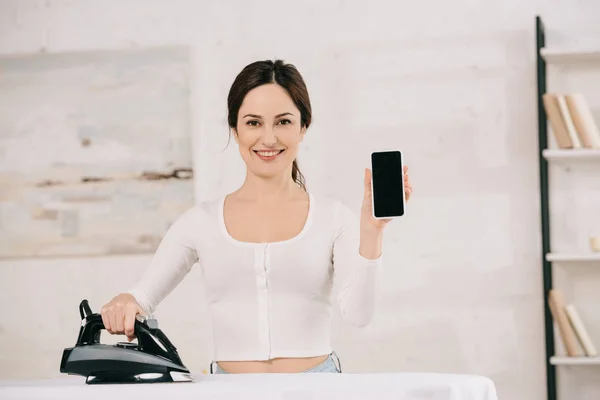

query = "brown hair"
227;59;312;191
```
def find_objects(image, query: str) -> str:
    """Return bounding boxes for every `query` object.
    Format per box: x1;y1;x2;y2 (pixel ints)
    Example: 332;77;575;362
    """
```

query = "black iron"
536;15;557;400
60;299;193;384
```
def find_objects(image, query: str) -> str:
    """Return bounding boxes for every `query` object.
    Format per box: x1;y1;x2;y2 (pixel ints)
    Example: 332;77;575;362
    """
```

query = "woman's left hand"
361;166;412;231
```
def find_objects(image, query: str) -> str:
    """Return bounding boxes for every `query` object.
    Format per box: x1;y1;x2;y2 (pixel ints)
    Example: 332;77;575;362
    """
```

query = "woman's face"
233;83;306;181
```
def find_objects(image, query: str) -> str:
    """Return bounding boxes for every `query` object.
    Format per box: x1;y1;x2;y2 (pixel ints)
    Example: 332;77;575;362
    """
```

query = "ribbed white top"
128;193;383;362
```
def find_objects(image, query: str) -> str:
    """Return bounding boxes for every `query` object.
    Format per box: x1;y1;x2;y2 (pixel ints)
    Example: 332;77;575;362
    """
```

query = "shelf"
540;47;600;63
551;356;600;365
542;148;600;160
546;253;600;262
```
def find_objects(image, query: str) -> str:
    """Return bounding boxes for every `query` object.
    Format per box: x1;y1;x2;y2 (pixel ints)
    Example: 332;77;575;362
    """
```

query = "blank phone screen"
371;151;404;218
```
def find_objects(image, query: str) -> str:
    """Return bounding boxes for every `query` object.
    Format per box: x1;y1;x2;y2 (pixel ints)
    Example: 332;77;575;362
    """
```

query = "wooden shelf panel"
541;47;600;63
542;149;600;160
551;356;600;365
546;253;600;262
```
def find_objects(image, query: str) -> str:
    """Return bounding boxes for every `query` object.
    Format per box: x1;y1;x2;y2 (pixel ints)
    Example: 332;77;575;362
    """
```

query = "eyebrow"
243;112;294;119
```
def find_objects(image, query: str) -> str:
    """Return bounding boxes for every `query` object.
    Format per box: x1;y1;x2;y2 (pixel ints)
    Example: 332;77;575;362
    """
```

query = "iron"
60;299;193;384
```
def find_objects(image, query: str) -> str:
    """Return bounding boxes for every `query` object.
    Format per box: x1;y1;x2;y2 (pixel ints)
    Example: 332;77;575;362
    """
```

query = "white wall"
1;1;600;399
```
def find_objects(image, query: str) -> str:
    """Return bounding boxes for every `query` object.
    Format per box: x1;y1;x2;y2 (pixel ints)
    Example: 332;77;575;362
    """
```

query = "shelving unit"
536;15;600;400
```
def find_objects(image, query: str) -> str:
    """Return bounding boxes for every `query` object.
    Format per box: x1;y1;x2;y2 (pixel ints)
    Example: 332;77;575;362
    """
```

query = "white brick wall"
1;1;600;399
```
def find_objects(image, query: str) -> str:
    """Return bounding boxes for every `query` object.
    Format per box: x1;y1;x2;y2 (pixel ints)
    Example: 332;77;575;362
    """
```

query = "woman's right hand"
100;293;147;341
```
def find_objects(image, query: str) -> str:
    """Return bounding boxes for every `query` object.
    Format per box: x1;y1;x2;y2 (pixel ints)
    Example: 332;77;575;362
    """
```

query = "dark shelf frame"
535;15;557;400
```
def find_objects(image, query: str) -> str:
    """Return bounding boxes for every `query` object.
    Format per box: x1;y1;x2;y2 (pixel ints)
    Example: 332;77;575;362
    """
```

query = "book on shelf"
548;288;598;357
565;304;598;357
542;92;600;149
548;289;582;356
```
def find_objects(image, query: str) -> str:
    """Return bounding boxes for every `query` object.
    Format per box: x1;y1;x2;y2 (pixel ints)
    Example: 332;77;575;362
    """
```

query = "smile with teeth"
254;149;285;159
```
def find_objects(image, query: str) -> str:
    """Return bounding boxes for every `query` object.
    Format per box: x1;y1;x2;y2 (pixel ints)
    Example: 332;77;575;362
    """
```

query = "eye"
246;120;260;127
278;119;292;125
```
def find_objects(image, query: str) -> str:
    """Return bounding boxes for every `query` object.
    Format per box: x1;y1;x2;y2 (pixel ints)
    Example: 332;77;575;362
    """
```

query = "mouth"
254;149;285;161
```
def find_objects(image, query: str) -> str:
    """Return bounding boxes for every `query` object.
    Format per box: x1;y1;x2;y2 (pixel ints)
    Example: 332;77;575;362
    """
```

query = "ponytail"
292;159;306;191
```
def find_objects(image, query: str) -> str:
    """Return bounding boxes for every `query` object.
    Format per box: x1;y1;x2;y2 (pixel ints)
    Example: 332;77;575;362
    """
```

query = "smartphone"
371;150;405;219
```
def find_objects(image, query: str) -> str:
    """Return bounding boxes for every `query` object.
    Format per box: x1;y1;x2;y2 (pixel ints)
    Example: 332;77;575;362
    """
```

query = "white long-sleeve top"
127;193;383;362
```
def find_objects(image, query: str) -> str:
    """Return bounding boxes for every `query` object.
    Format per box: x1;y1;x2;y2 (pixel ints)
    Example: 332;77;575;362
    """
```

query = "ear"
231;128;239;144
299;126;307;142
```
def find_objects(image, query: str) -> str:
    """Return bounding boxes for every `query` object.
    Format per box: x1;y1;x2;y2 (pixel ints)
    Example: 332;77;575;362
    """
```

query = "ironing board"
0;372;498;400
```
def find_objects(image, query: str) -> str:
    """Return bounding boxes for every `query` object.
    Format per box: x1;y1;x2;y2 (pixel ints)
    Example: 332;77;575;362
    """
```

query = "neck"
236;169;302;202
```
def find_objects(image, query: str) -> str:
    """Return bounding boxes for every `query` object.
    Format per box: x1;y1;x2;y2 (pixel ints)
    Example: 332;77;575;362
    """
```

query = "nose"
261;126;277;146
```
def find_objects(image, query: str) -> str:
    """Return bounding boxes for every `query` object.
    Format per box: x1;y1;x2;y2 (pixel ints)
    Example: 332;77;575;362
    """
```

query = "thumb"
137;305;147;317
364;168;371;193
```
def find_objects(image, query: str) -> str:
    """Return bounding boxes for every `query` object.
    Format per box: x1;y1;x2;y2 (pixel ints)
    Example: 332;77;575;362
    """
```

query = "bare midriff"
217;354;329;373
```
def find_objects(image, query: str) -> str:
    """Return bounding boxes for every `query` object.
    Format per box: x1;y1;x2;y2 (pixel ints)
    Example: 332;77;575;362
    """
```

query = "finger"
115;309;125;334
109;311;119;335
124;312;136;340
112;310;120;334
101;307;111;333
364;168;371;192
403;165;408;174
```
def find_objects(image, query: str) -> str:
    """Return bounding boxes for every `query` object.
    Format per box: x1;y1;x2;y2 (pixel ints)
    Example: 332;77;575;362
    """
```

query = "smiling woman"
101;58;412;376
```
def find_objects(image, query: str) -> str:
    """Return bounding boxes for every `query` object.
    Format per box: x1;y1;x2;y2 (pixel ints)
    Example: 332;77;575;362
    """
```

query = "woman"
100;59;413;374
